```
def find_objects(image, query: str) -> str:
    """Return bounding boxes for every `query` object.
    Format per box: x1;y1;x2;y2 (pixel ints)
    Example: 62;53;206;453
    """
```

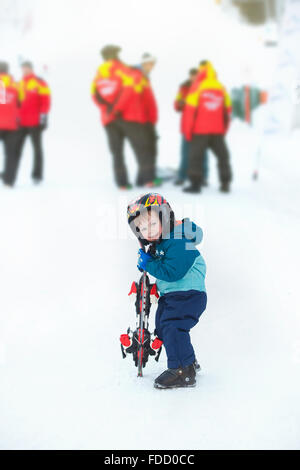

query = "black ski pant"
145;122;158;165
188;134;232;186
105;119;156;187
10;126;44;184
0;130;19;185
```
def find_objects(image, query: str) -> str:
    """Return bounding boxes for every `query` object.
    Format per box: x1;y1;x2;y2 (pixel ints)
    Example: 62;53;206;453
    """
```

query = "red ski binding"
120;273;163;376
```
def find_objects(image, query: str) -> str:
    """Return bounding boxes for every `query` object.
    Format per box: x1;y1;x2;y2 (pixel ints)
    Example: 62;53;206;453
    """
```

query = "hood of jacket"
170;218;203;245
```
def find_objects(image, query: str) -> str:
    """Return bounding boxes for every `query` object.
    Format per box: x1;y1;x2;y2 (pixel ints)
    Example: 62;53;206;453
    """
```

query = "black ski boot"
193;358;201;373
220;182;230;193
154;364;196;389
183;184;201;194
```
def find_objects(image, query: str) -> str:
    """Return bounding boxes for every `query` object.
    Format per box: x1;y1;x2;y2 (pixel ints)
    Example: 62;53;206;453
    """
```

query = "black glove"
94;90;110;106
106;105;121;120
39;114;48;130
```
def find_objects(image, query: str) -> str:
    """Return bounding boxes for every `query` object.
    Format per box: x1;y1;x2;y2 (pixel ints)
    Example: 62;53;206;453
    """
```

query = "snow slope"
1;0;300;450
1;117;300;450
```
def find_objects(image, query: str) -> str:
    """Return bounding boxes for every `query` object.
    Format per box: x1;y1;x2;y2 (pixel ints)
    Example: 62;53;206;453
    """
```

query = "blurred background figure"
0;61;19;187
91;45;160;189
182;60;232;193
13;61;51;185
231;84;268;126
174;67;209;186
135;53;160;187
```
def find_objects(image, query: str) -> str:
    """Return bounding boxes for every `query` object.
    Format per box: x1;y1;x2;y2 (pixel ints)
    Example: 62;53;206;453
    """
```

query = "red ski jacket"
114;68;158;124
140;72;158;124
19;73;51;127
91;62;158;125
174;79;192;134
91;60;141;125
91;60;128;125
174;80;191;112
0;73;19;131
182;62;232;140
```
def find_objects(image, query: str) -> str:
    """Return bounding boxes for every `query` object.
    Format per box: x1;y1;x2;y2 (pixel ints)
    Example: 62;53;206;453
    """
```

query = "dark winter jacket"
145;218;206;295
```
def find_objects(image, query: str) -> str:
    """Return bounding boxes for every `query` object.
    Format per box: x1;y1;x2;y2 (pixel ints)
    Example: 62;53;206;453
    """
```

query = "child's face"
136;211;162;242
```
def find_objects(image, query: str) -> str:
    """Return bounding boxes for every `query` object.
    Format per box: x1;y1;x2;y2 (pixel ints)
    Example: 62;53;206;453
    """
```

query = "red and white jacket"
182;62;232;140
174;79;192;134
91;62;158;126
0;73;19;131
18;73;51;127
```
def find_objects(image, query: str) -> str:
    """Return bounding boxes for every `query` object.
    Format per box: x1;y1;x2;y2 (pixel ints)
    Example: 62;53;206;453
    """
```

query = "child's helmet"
127;193;175;244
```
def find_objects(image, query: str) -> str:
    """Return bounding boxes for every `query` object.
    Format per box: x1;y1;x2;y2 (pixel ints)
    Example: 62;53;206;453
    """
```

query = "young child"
127;193;207;389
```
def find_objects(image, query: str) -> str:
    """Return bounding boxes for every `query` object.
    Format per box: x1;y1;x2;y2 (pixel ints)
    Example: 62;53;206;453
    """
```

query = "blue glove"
137;248;151;272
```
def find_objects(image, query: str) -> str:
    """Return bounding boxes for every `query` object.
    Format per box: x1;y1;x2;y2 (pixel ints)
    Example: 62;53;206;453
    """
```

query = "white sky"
1;0;278;87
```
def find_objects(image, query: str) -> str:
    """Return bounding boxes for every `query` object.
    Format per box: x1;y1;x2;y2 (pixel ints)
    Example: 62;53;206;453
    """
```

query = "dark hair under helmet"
127;193;175;245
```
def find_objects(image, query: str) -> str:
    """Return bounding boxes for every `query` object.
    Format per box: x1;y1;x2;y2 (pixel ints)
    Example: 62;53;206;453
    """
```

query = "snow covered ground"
1;0;300;451
0;117;300;450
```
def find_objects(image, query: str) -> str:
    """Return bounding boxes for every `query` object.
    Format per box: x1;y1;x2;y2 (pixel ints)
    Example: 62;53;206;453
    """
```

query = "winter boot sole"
154;383;196;390
154;380;197;390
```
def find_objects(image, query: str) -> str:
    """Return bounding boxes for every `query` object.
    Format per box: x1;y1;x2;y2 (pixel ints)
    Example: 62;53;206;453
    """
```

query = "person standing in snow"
0;62;20;187
91;46;160;189
182;60;232;193
174;68;209;186
134;53;160;187
14;61;51;185
127;193;207;389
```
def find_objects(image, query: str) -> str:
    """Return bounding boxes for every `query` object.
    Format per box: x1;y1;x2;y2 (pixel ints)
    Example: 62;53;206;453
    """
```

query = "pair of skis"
120;248;163;377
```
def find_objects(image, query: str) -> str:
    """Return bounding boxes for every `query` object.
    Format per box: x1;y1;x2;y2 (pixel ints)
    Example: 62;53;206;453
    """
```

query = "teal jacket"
145;218;206;295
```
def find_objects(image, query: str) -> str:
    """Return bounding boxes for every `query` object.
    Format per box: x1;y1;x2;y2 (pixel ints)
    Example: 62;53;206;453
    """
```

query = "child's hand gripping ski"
137;248;151;272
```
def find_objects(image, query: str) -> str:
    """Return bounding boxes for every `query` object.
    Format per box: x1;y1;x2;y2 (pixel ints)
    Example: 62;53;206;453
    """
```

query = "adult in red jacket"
182;61;232;193
91;47;159;188
174;68;209;186
0;62;19;187
129;53;159;186
91;47;130;127
15;61;51;184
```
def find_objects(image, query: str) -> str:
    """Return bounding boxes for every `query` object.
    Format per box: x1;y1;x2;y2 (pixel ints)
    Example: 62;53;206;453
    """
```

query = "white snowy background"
0;0;300;450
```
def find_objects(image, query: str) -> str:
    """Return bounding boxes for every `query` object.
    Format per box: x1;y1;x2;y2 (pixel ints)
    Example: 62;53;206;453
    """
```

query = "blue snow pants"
155;290;207;369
